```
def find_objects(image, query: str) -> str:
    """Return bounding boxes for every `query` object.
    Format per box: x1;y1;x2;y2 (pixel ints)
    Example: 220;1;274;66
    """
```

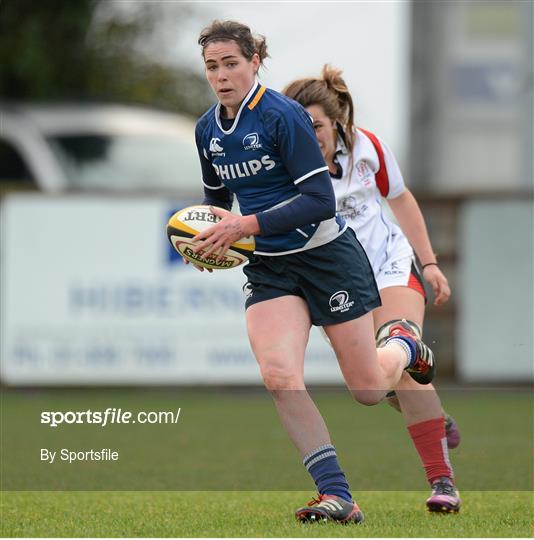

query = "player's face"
204;40;260;118
306;104;337;162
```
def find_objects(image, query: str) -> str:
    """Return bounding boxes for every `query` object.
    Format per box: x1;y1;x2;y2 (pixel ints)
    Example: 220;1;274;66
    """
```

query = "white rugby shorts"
375;253;425;297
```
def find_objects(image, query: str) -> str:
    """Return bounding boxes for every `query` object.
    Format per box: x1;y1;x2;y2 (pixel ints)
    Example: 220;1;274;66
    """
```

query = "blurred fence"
419;193;533;382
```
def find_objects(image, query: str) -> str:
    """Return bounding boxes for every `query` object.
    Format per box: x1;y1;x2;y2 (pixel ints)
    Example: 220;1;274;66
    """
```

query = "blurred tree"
0;0;212;117
0;0;96;99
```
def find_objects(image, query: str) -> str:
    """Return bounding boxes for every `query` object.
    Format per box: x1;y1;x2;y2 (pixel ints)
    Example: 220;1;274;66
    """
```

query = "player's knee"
259;362;302;390
349;388;384;406
375;319;422;347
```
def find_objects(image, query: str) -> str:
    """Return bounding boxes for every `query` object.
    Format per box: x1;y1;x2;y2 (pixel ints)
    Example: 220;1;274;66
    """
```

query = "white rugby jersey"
332;128;413;273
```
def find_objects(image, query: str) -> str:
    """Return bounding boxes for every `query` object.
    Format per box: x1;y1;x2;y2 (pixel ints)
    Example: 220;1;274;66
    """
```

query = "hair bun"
322;65;348;95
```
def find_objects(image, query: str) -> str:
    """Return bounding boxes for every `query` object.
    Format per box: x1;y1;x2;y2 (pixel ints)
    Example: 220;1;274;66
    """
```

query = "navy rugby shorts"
242;228;381;326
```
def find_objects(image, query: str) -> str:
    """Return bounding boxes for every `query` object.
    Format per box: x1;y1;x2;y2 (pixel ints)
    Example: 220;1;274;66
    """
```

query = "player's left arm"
192;104;335;258
193;206;260;260
252;104;335;237
380;137;450;306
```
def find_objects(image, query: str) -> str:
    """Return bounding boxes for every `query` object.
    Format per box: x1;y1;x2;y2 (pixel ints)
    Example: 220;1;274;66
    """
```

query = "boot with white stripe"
295;494;364;524
386;319;436;385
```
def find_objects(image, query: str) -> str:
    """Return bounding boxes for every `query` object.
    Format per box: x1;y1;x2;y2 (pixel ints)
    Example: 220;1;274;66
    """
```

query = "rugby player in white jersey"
190;20;439;523
284;65;461;513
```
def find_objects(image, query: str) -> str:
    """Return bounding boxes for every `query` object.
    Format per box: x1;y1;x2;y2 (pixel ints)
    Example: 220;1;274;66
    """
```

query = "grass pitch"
1;386;533;536
1;490;533;537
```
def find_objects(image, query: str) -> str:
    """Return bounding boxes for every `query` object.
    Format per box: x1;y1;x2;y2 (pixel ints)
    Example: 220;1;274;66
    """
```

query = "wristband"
422;262;438;269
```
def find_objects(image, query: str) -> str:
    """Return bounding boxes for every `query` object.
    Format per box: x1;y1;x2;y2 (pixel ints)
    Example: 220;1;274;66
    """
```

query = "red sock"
407;417;453;484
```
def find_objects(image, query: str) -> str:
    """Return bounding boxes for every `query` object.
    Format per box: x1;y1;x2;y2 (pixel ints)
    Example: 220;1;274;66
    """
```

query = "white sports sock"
385;337;413;368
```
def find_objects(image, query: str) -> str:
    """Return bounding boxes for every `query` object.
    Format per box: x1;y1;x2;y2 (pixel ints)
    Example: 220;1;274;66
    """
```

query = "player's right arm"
187;119;234;272
195;120;234;211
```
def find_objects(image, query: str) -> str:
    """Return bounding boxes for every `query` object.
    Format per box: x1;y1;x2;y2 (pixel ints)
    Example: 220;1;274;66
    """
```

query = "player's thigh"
246;295;311;387
323;311;383;390
373;286;425;331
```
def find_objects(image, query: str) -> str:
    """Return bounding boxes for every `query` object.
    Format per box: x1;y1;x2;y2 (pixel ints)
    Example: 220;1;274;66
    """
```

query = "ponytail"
321;65;355;154
284;65;356;174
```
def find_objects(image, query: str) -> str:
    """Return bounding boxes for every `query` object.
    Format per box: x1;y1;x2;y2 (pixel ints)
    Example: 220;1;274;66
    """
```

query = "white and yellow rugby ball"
167;205;255;270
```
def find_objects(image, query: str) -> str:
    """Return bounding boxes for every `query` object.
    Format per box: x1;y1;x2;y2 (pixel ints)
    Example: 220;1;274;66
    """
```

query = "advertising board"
0;194;338;384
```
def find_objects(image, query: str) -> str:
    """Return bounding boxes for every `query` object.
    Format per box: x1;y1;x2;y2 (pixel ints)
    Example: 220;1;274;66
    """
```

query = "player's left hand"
192;206;259;260
423;264;451;306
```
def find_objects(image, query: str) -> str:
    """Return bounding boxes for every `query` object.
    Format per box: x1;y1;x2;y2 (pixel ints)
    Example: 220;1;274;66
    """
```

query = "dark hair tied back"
198;20;269;65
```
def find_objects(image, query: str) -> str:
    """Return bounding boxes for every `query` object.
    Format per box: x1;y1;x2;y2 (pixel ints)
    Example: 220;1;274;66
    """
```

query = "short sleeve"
378;136;406;200
265;105;328;185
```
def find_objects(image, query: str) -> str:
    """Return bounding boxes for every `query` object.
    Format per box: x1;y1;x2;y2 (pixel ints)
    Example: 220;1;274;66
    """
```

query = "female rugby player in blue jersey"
190;20;437;524
283;65;461;513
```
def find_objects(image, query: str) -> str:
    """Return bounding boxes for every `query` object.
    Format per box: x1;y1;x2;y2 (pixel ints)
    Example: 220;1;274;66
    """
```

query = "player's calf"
381;319;436;385
444;414;461;449
375;319;422;347
384;391;461;450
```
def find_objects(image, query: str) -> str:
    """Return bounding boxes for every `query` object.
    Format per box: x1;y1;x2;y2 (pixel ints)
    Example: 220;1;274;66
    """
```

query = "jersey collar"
215;79;264;135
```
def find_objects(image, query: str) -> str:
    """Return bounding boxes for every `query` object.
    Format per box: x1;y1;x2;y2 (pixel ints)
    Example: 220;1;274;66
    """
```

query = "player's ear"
251;53;260;74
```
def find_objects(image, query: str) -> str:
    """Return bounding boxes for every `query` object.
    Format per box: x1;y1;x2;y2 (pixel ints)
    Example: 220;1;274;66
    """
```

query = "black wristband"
422;262;438;269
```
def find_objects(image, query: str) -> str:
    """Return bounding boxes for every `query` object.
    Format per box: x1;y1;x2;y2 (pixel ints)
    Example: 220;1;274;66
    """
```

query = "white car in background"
0;103;202;195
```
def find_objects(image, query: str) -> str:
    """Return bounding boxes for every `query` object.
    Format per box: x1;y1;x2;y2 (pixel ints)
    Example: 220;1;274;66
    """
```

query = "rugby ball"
167;205;255;270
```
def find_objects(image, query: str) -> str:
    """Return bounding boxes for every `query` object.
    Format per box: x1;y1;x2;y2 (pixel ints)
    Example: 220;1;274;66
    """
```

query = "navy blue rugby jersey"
195;81;346;255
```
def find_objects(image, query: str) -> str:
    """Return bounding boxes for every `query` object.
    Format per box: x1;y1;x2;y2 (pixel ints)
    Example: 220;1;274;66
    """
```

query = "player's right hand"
183;257;213;273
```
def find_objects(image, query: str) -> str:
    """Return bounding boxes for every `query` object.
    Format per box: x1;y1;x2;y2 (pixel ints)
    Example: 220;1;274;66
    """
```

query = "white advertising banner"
0;194;341;385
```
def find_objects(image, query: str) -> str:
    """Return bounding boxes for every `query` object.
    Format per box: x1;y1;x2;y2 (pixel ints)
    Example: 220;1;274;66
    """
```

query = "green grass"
1;490;533;537
1;387;533;536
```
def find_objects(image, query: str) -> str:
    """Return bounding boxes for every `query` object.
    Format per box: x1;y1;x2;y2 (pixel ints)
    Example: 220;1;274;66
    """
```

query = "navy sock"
386;335;417;367
303;444;352;502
